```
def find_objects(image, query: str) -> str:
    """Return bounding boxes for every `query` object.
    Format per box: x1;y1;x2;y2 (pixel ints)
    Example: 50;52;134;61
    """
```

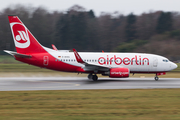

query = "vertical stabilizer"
8;16;46;54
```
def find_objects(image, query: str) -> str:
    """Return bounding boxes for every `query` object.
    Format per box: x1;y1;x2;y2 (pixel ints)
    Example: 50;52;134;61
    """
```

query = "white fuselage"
47;49;177;73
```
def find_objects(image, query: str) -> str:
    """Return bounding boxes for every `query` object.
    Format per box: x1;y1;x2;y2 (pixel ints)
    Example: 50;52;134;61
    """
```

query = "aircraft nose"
171;62;178;70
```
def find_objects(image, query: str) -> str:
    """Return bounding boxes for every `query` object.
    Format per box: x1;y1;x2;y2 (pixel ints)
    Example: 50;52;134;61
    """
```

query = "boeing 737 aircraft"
4;16;177;81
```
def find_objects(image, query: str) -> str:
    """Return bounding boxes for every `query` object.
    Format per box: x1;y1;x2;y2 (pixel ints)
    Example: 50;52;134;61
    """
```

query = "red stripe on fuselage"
15;52;85;72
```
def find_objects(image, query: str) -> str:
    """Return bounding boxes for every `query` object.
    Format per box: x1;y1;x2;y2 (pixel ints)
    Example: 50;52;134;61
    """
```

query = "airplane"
4;15;178;81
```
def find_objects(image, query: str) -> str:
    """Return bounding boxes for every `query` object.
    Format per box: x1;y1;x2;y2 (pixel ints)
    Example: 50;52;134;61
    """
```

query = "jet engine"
102;68;130;78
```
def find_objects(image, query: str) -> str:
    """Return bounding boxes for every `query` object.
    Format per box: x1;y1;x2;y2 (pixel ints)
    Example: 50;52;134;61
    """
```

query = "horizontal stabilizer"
4;50;31;58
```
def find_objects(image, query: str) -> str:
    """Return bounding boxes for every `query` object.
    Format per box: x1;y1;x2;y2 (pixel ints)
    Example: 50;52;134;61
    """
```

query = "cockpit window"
163;59;169;62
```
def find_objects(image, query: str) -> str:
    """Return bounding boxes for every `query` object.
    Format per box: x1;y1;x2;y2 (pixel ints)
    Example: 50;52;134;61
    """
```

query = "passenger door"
153;57;158;67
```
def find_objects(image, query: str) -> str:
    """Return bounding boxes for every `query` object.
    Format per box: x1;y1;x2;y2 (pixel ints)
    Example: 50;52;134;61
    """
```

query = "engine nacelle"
109;68;129;78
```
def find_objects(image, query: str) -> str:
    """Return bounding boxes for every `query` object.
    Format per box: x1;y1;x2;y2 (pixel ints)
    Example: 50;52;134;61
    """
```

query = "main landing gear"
88;73;98;81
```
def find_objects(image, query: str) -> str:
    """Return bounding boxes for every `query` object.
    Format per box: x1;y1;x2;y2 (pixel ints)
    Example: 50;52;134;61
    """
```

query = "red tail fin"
8;16;46;54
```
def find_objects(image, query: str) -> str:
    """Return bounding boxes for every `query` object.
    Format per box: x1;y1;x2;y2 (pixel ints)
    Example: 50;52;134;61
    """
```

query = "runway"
0;77;180;91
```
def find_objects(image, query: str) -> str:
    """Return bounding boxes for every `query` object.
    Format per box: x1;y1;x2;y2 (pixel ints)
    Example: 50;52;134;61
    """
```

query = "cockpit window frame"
162;59;169;62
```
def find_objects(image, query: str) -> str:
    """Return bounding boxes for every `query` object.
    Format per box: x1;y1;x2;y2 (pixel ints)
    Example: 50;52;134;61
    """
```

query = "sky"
1;0;180;16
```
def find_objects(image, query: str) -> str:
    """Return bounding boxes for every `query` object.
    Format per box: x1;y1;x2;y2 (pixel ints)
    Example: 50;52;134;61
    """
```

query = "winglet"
73;49;85;63
52;44;58;51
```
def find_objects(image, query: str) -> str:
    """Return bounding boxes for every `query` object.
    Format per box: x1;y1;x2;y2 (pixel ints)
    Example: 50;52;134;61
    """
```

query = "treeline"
0;4;180;60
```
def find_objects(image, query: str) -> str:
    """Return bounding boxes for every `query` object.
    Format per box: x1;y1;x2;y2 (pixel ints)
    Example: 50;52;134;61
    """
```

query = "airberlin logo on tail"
10;23;30;48
15;31;28;43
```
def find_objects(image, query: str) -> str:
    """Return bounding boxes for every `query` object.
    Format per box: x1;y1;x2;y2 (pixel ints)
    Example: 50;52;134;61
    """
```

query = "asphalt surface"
0;77;180;91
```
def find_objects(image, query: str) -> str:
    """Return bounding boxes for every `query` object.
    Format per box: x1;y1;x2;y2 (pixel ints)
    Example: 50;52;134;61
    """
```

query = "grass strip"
0;89;180;119
0;64;54;72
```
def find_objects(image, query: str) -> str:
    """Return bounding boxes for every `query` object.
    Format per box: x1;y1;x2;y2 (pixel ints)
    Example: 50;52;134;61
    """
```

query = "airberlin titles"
98;55;149;65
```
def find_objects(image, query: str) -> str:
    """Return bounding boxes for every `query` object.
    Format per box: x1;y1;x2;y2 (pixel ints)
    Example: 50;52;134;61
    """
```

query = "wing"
73;49;110;72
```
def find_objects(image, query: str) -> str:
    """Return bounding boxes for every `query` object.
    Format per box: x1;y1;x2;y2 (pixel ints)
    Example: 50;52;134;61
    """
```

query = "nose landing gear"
154;72;166;81
154;76;159;81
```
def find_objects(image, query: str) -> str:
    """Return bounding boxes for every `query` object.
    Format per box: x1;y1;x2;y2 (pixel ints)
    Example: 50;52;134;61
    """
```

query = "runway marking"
75;84;80;86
